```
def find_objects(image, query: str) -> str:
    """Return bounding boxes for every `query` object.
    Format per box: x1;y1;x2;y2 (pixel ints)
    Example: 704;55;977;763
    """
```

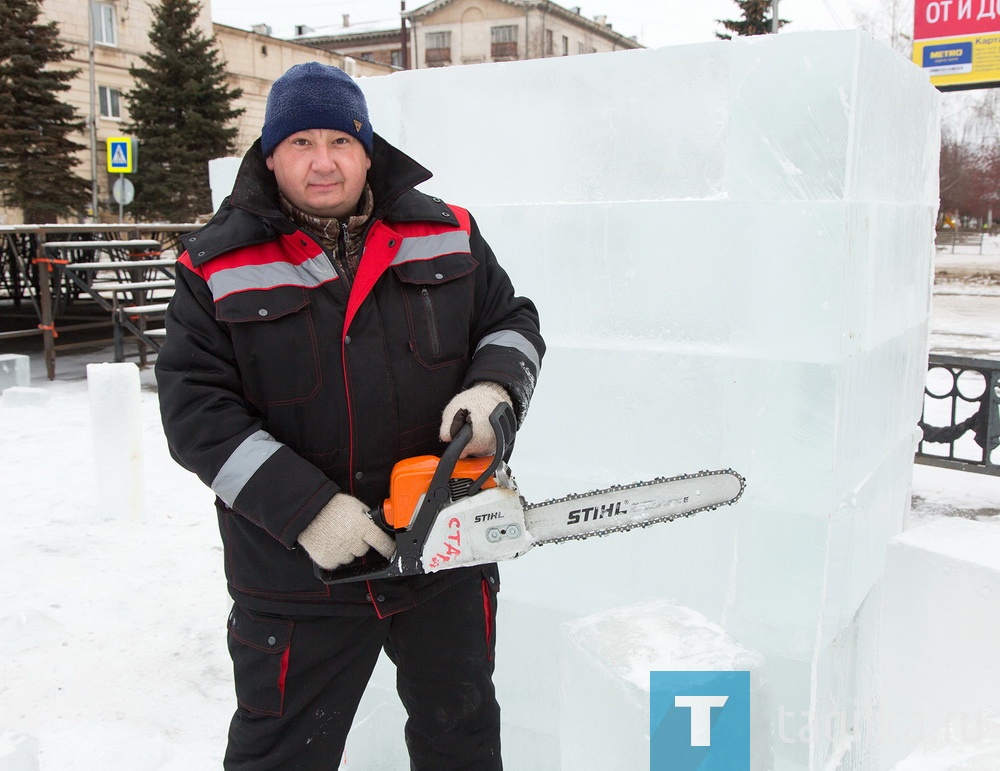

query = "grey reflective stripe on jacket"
212;430;284;506
206;253;337;300
391;230;471;266
475;330;541;372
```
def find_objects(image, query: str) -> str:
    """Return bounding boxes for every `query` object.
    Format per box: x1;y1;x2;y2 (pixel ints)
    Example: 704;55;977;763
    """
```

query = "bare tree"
855;0;913;54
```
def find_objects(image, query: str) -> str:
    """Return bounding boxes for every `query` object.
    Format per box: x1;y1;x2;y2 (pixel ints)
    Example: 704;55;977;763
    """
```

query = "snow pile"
0;373;230;769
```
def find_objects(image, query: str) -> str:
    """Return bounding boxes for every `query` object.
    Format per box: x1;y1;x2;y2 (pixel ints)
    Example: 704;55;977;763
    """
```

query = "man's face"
266;129;371;220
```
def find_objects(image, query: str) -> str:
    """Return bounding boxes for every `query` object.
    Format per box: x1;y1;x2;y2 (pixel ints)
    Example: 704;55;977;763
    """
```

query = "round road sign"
112;177;135;206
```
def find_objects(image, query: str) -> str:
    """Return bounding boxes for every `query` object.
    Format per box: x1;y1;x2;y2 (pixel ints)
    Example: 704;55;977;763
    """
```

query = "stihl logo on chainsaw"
475;511;504;523
566;500;630;525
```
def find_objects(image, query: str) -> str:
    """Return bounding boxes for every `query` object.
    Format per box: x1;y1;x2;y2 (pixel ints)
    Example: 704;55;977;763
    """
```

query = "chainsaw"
315;403;745;585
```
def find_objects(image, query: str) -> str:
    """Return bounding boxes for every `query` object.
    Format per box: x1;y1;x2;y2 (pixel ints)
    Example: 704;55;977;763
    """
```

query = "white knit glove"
439;381;513;457
297;494;395;570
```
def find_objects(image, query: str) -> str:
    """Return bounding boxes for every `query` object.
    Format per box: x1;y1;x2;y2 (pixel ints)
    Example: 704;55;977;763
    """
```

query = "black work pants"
223;570;501;770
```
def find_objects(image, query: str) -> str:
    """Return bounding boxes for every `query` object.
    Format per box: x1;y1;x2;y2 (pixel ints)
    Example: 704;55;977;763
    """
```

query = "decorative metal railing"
917;354;1000;475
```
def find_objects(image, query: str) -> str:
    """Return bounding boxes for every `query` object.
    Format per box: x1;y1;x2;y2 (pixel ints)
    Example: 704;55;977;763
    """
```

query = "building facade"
12;1;391;224
299;0;642;71
7;0;637;224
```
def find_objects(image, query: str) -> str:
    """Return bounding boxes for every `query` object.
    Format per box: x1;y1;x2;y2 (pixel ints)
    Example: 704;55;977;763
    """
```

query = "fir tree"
716;0;788;39
0;0;89;223
125;0;243;222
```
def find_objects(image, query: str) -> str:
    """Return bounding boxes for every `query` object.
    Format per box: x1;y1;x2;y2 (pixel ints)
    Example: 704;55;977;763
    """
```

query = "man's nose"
311;147;337;171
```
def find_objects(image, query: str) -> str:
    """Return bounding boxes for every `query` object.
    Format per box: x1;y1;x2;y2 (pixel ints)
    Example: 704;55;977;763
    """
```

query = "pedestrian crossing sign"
106;137;134;173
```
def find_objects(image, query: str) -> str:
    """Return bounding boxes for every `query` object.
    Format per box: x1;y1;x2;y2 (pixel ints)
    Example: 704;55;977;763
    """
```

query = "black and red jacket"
155;135;544;617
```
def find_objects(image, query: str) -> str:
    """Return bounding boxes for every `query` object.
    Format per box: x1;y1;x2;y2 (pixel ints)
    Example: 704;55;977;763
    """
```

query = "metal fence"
917;354;1000;475
934;229;985;254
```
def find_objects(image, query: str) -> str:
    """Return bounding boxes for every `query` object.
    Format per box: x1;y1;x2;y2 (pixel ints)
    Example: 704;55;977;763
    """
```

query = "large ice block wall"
353;31;939;769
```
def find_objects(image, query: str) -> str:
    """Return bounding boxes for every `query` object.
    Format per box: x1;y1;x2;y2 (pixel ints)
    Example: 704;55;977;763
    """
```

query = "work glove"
439;381;513;457
297;493;395;570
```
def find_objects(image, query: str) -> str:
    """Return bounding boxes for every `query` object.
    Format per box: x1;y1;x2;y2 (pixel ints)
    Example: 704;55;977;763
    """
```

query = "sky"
207;0;891;49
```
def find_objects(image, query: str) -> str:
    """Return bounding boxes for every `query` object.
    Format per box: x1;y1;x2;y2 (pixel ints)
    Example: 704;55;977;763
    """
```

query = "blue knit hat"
261;62;374;157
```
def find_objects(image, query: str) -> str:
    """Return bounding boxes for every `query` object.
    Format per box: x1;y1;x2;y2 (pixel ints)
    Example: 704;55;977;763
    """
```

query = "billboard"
912;0;1000;89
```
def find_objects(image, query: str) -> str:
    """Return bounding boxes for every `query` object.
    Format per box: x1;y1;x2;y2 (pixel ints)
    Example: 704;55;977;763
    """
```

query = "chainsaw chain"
524;468;746;547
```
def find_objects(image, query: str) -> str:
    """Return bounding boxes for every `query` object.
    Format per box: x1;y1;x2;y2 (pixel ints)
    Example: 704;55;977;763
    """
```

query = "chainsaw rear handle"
313;401;517;585
469;400;515;494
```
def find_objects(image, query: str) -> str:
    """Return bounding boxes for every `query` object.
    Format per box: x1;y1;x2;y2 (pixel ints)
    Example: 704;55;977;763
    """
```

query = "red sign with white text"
914;0;1000;41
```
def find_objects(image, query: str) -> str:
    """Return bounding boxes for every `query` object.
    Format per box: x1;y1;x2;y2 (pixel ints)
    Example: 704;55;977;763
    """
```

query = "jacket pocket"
393;253;476;370
216;287;321;406
227;605;294;716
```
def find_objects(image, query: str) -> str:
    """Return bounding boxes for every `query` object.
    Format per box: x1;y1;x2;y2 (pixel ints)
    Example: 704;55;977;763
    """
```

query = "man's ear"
265;154;275;171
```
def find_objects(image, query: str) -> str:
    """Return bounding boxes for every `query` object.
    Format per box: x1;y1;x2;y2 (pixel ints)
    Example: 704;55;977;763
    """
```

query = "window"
491;24;518;59
546;29;554;55
425;31;451;66
562;35;569;56
391;49;402;67
360;52;374;62
99;86;121;119
91;2;117;46
425;31;450;49
491;25;517;44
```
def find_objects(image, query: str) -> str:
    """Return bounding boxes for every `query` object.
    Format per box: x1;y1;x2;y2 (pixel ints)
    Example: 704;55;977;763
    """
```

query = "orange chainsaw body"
380;455;498;530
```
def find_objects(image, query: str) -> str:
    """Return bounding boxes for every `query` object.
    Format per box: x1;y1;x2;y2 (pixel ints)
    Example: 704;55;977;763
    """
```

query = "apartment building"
298;0;642;70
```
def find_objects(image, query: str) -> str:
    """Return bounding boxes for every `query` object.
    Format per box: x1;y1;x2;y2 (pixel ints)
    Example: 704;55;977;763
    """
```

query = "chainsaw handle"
313;422;473;585
467;402;515;496
312;403;516;586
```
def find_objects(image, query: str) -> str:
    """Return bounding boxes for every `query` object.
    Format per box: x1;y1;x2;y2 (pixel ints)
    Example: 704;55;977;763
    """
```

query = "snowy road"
929;287;1000;359
930;236;1000;358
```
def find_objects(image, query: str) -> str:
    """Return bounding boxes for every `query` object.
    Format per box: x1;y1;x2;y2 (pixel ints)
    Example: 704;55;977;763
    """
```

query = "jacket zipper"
420;287;441;357
340;222;355;492
338;223;352;283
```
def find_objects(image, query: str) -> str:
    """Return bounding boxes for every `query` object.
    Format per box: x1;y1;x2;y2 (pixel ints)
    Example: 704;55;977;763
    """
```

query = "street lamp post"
400;2;408;69
772;0;780;33
87;0;99;220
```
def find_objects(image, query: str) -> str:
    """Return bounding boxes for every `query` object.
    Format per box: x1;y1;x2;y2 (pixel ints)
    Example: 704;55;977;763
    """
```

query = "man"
155;62;544;769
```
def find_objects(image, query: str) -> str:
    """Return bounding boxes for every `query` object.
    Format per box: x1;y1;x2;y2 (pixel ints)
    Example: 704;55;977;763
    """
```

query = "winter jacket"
155;135;544;617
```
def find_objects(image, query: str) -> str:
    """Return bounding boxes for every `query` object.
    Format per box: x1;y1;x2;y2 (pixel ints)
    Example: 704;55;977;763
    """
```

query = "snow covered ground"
1;242;998;768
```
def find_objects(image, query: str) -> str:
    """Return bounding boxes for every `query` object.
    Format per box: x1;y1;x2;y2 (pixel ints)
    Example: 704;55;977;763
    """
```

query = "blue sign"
922;42;973;70
106;137;134;173
650;671;750;770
